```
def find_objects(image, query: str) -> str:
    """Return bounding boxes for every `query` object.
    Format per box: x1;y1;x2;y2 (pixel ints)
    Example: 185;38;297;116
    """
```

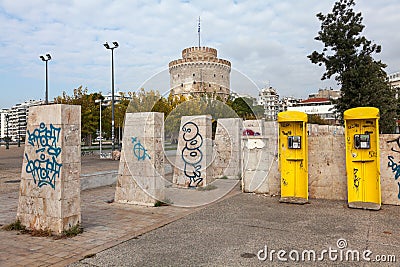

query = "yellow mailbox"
277;111;308;204
344;107;380;210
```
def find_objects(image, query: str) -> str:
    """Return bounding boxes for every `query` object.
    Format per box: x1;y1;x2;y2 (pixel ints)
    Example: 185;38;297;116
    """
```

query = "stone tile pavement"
0;184;205;267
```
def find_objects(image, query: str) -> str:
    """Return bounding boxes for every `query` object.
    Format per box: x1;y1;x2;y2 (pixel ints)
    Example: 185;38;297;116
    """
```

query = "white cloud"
0;0;399;108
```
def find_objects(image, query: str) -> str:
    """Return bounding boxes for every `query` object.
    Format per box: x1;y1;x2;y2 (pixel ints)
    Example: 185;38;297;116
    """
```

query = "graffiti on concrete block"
181;122;203;187
387;136;400;199
387;137;400;154
132;137;151;161
353;168;360;190
388;156;400;180
25;122;62;189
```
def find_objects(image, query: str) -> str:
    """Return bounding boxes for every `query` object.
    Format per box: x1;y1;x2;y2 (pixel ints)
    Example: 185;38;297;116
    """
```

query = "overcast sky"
1;0;399;109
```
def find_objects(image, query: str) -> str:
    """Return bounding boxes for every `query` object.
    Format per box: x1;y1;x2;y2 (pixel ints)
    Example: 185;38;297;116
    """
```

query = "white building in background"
0;109;8;139
288;98;337;124
308;88;341;100
102;91;131;106
389;71;400;98
258;87;279;120
0;100;43;141
279;96;301;112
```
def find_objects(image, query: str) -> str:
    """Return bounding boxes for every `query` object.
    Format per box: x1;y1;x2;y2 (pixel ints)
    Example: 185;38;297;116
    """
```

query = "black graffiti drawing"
25;122;62;189
347;123;359;129
387;137;400;153
181;122;203;187
353;168;360;189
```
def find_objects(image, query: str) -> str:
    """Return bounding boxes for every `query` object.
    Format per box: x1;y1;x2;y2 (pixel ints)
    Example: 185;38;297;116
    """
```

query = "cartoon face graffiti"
181;121;203;187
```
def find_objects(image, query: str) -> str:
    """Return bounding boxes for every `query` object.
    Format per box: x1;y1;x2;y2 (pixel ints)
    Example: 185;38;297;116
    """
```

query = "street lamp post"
39;54;52;104
103;41;119;152
95;99;103;158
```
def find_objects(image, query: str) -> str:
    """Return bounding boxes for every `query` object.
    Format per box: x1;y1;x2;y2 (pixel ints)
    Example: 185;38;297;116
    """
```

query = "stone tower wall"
169;46;231;99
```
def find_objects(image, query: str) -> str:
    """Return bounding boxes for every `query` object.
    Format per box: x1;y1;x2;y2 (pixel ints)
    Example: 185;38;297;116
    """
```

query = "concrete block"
17;104;81;234
114;112;165;206
173;115;213;187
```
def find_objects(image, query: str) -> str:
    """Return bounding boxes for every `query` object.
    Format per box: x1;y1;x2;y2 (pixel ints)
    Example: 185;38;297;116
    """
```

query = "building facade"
288;98;337;124
279;96;301;112
308;88;341;100
258;87;279;120
0;100;43;141
169;46;231;100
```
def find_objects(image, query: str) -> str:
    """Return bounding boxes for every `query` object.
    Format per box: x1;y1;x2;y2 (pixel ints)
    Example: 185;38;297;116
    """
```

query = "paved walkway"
0;183;211;267
0;146;239;267
71;193;400;267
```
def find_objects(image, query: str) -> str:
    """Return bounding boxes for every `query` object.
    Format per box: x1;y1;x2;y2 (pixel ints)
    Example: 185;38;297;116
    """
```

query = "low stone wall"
80;171;118;191
243;123;400;206
380;134;400;205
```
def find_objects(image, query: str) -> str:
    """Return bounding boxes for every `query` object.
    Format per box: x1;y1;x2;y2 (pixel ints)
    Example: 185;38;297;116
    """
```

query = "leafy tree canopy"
308;0;396;133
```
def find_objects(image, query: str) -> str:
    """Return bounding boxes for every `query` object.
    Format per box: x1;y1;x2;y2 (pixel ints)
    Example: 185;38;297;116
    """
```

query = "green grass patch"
154;198;173;207
2;220;26;231
197;184;217;191
61;224;83;238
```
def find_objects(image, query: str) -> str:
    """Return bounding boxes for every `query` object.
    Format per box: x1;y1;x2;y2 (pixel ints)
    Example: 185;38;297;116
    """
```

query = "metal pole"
111;48;115;152
45;60;48;105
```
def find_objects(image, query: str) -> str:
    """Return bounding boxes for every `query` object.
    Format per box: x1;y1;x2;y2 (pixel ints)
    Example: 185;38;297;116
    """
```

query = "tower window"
181;83;183;87
193;81;196;84
214;74;216;77
209;84;211;87
193;73;195;77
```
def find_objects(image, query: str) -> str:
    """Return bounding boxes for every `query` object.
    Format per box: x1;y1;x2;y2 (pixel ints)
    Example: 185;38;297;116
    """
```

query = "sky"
1;0;399;109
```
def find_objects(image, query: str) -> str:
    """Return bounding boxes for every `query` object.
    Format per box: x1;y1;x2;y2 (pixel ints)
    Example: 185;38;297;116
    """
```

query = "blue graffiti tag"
25;123;62;189
387;156;400;180
132;137;151;161
181;122;203;187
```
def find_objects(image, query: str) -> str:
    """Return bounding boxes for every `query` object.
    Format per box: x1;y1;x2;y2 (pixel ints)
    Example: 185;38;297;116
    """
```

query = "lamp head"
46;54;51;60
103;42;110;49
40;55;45;61
112;41;119;48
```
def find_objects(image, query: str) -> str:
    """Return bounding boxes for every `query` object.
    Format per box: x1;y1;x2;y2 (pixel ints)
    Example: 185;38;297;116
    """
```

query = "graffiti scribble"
387;137;400;154
181;122;203;187
131;137;151;161
353;168;361;189
387;156;400;180
25;123;62;189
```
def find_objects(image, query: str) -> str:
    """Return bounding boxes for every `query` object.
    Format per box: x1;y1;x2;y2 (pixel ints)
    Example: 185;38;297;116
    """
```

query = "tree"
308;0;396;133
54;86;102;145
230;97;259;119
